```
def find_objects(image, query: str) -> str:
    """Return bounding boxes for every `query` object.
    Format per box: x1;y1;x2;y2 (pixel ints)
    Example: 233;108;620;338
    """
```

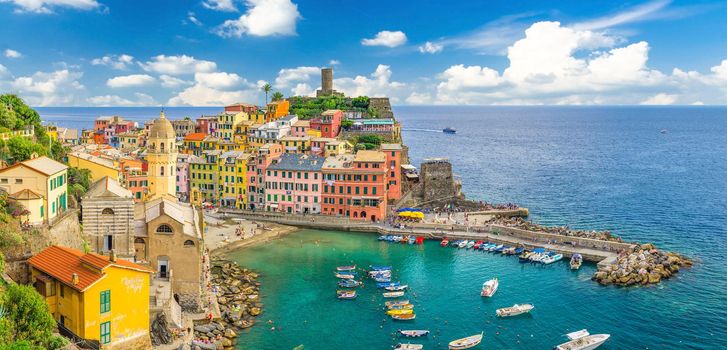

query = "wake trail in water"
402;128;442;133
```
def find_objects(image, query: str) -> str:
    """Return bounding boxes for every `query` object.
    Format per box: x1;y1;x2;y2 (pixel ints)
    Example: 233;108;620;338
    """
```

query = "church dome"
149;112;175;139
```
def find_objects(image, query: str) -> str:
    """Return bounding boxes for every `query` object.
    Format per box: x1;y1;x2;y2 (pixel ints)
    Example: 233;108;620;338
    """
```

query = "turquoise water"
227;229;719;349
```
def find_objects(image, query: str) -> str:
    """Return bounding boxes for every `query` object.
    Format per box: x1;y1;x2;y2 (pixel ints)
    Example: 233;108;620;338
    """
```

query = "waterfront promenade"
216;209;631;266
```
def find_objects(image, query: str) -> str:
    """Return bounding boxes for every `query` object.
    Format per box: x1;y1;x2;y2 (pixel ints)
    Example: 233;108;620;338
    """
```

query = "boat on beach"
554;329;610;350
391;313;416;321
570;254;583;270
448;332;483;349
481;278;499;297
386;300;410;307
394;343;423;350
383;291;406;298
398;330;430;337
385;284;408;291
496;303;534;317
336;265;356;271
387;308;414;315
336;290;357;299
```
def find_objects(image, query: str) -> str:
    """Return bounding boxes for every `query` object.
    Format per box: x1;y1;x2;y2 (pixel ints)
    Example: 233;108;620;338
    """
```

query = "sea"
37;106;727;349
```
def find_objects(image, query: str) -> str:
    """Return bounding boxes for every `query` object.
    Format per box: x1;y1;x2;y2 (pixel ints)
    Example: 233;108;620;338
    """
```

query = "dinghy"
473;240;483;249
337;279;361;288
398;330;430;337
387;303;414;310
336;290;356;299
481;278;499;297
570;254;583;270
387;308;414;316
466;241;475;249
385;300;410;307
385;284;408;291
441;238;449;247
394;343;423;350
391;313;416;321
336;265;356;271
377;282;400;289
496;304;534;317
519;251;533;262
458;240;468;248
335;272;356;279
554;329;610;350
542;253;564;265
383;291;405;298
370;265;392;271
448;332;483;350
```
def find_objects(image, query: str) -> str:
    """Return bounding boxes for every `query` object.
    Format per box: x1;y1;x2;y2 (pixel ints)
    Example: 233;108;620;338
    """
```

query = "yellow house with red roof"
28;245;153;350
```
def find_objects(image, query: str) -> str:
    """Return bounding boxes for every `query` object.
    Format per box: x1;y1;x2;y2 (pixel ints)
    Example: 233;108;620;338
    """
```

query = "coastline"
205;214;300;258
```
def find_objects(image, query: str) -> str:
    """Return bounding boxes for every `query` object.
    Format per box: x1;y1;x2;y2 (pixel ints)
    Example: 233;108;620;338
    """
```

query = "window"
184;240;195;247
100;290;111;313
100;321;111;344
101;208;114;215
160;167;165;176
60;285;65;298
156;224;173;233
15;178;22;184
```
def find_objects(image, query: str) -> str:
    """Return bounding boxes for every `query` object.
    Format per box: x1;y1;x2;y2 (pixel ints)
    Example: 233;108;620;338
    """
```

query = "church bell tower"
146;111;178;200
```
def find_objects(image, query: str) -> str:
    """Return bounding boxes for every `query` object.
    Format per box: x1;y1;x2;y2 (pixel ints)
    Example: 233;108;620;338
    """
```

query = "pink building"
310;109;342;138
291;120;310;137
265;153;324;214
247;143;283;210
310;137;336;156
176;154;192;201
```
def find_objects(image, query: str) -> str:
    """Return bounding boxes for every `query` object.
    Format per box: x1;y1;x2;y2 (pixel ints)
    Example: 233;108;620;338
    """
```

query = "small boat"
473;240;483;249
383;291;406;298
458;240;468;248
408;236;416;244
443;127;457;134
501;246;516;255
519;251;533;262
570;254;583;270
481;278;499;297
398;330;430;337
466;241;475;249
378;235;387;241
448;332;483;350
335;272;356;279
660;129;668;134
369;269;391;276
386;300;410;307
338;279;361;288
514;247;525;254
385;284;408;291
394;343;423;350
370;265;392;271
373;276;392;283
493;245;505;252
450;240;462;247
387;308;414;316
336;290;356;299
391;313;416;321
554;329;610;350
542;253;564;265
441;238;449;247
336;265;356;271
496;304;534;317
377;282;400;288
387;303;414;310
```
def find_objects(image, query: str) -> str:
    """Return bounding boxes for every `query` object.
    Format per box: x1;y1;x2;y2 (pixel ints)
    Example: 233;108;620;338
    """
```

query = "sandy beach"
204;211;299;257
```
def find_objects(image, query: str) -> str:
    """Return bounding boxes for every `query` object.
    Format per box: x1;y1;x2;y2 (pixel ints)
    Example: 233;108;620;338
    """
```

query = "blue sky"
1;0;727;106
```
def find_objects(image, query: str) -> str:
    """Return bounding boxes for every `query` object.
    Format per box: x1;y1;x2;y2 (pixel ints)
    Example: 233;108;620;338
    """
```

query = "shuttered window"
100;290;111;313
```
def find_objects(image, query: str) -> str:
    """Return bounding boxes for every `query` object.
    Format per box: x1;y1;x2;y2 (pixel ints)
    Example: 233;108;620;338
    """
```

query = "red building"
310;109;342;138
321;151;388;221
196;116;218;135
225;102;258;115
381;143;402;201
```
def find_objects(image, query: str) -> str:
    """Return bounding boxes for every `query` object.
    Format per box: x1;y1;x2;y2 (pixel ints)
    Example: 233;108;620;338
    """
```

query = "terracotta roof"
28;245;152;292
184;133;206;141
9;188;43;200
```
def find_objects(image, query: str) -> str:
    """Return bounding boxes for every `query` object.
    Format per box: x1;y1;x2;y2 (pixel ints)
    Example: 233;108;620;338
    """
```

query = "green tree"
262;83;272;104
271;91;284;102
4;137;47;164
341;119;353;129
0;284;66;349
357;134;382;145
351;96;369;109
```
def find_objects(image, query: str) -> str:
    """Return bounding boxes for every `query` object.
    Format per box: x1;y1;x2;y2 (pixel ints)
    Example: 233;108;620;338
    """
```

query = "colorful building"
182;133;206;156
217;151;250;209
119;158;147;202
225;102;258;115
291;120;310;137
195;116;218;135
176;154;192;202
0;156;68;224
28;246;153;349
171;119;196;139
264;153;324;214
325;140;353;157
246;143;283;210
279;136;311;154
118;132;142;151
381;143;402;201
310;109;342;138
321;151;388;221
216;112;247;142
189;151;221;204
67;151;120;182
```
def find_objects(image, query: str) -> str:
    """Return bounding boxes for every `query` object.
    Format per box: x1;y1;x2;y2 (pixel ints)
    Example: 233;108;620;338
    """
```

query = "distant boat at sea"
443;127;457;134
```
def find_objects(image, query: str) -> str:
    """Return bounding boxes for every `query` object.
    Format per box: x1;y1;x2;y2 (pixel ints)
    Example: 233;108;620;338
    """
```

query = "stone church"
81;112;205;311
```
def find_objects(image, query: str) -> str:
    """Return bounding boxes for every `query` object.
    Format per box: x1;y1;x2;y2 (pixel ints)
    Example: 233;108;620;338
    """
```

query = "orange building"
321;151;388;221
381;144;402;201
119;158;147;202
265;100;289;122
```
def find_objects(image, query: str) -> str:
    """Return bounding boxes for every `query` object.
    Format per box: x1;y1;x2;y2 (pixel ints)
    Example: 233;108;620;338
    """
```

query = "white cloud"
214;0;301;37
106;74;155;88
418;41;443;54
640;93;677;105
203;0;237;12
0;64;9;79
139;55;217;75
291;83;314;97
334;64;405;101
4;49;22;58
91;54;134;70
710;60;727;80
87;93;157;106
193;71;244;89
187;11;202;26
361;31;407;48
160;74;191;89
406;92;432;104
0;0;100;13
167;69;259;106
329;59;341;66
275;66;319;88
573;0;671;31
9;69;84;106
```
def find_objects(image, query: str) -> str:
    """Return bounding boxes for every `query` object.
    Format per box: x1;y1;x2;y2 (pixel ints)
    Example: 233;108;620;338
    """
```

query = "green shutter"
100;290;110;313
100;321;111;344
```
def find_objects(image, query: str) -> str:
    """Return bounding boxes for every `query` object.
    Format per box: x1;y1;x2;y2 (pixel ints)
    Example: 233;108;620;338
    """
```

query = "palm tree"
271;91;284;102
262;83;272;104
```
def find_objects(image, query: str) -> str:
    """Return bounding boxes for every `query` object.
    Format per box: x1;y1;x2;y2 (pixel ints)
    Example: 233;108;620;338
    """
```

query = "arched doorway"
371;215;377;222
361;211;367;219
157;255;170;279
134;237;146;261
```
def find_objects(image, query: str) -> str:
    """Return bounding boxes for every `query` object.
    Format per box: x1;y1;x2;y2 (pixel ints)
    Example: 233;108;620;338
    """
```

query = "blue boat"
338;279;361;288
370;265;392;271
514;247;525;254
443;127;457;134
374;276;392;282
497;245;510;253
377;282;400;288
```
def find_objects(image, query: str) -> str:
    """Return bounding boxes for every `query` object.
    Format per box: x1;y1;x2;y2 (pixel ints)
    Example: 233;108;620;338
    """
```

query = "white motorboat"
554;329;610;350
385;284;408;291
383;291;405;298
480;278;499;297
395;343;423;350
448;332;484;349
458;240;468;248
542;253;564;265
570;254;583;270
496;303;534;317
466;241;475;249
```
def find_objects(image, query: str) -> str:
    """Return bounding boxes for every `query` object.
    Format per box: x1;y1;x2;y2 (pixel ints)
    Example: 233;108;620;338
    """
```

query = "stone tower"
321;68;333;94
146;111;178;200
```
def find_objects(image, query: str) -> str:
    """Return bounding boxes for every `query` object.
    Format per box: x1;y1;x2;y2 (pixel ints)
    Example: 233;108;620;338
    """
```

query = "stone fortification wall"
420;159;458;201
369;97;393;118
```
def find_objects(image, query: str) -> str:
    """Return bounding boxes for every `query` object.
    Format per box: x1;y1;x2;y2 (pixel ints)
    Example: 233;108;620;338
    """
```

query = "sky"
1;0;727;106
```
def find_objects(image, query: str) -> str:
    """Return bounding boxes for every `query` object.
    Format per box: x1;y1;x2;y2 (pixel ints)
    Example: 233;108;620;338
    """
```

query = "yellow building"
118;132;142;150
145;112;178;200
189;151;220;204
325;140;353;156
28;245;153;349
279;136;311;154
67;152;120;182
216;112;248;141
217;151;249;209
0;156;68;225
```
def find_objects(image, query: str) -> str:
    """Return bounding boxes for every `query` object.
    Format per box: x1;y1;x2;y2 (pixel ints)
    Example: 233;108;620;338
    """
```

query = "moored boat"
385;284;408;291
335;272;356;279
373;276;392;283
554;329;610;350
481;278;499;297
448;332;483;350
458;240;468;248
370;265;392;271
473;240;483;249
466;241;475;249
441;238;449;247
377;281;400;288
496;304;534;317
337;279;361;288
336;265;356;271
519;251;533;262
398;330;430;337
387;303;414;310
387;308;414;316
386;300;410;307
570;254;583;270
391;313;416;321
383;291;406;298
394;343;423;350
542;253;564;265
336;290;357;299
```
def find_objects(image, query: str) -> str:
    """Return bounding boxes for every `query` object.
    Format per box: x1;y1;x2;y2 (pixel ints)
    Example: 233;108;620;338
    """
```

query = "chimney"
109;249;117;262
71;273;79;285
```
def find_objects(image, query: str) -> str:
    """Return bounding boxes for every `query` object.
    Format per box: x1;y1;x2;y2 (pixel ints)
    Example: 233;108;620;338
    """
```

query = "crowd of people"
487;216;624;243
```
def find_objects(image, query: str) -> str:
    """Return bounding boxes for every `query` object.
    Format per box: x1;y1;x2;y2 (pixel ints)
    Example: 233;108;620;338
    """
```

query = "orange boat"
392;313;416;321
